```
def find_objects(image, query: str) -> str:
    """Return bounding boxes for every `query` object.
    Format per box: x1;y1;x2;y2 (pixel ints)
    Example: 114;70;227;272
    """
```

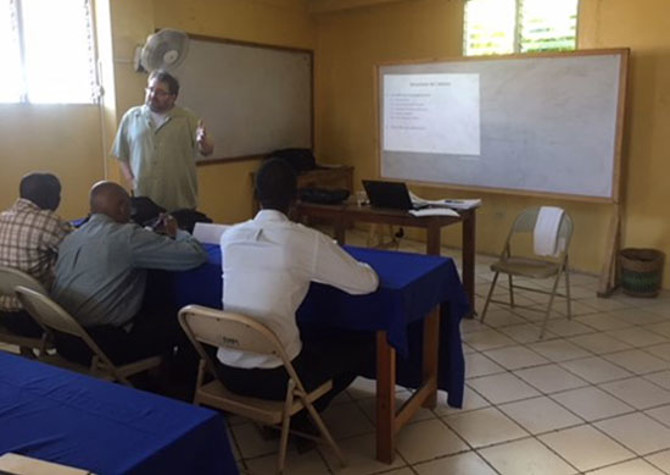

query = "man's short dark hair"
255;158;297;212
149;69;180;96
19;172;61;211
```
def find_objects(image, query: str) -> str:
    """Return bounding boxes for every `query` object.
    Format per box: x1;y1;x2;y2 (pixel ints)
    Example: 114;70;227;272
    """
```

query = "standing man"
0;172;72;338
111;70;214;212
215;159;379;422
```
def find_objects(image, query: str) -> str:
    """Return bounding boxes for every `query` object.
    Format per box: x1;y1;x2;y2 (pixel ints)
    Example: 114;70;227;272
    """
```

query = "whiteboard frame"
172;33;314;166
374;48;629;203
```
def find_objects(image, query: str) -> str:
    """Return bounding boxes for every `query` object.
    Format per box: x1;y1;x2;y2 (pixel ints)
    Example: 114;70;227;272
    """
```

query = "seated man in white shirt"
215;158;379;421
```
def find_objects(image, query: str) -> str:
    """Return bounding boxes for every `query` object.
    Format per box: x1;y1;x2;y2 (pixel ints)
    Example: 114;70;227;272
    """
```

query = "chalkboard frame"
170;33;314;166
375;48;629;203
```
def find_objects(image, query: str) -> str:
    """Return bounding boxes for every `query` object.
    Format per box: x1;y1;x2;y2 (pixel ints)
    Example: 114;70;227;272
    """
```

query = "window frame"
463;0;579;57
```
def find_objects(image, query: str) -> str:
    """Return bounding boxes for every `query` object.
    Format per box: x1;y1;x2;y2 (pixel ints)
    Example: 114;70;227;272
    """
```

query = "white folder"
533;207;565;257
193;222;231;244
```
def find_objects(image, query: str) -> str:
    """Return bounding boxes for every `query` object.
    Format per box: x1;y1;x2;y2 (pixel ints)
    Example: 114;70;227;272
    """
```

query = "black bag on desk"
267;148;316;173
130;197;212;234
131;197;165;226
299;187;350;205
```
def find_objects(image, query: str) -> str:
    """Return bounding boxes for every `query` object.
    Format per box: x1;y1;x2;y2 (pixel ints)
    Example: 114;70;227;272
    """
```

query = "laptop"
362;180;427;211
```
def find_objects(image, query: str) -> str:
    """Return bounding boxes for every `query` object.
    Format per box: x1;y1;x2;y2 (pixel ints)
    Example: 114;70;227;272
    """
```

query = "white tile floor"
220;230;670;474
5;229;670;474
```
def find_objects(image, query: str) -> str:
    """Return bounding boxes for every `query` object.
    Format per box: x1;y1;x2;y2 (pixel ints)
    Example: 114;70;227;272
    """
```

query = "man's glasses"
145;87;172;97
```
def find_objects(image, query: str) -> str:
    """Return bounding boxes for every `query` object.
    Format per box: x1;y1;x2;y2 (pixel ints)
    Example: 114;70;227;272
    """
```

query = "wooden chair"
15;286;162;386
480;207;574;339
0;266;53;357
178;304;346;474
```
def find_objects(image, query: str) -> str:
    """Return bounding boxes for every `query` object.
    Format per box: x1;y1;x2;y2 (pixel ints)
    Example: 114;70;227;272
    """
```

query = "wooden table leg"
376;331;395;464
462;211;476;317
421;307;440;408
425;220;441;256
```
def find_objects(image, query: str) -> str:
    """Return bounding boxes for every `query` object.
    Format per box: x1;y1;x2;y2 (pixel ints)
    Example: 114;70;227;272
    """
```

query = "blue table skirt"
163;244;468;407
0;353;238;474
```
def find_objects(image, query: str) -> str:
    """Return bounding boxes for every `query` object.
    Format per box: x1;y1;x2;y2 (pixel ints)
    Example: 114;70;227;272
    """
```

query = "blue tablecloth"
0;352;238;475
168;244;468;407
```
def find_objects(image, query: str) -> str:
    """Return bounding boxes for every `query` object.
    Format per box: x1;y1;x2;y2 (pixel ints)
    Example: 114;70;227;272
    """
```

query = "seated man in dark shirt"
52;181;207;365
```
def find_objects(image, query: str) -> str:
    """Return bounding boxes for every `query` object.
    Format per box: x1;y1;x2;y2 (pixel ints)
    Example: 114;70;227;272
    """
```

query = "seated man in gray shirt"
52;181;207;366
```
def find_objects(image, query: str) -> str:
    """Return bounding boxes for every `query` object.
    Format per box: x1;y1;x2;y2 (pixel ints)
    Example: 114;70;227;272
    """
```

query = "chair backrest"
0;266;46;297
15;286;85;337
506;207;574;258
14;286;118;369
178;305;302;388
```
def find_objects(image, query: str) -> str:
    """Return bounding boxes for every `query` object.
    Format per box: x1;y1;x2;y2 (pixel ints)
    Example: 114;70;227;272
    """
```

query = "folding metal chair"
480;207;573;339
178;304;346;474
0;266;53;357
15;286;162;386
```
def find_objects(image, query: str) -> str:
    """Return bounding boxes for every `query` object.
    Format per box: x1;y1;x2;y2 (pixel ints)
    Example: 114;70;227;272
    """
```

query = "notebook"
362;180;427;211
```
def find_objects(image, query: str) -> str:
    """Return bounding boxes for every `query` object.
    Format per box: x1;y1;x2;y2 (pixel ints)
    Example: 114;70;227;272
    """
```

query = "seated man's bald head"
90;181;132;223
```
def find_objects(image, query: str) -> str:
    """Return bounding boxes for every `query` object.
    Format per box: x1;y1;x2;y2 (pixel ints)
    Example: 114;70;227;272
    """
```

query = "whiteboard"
378;49;629;202
172;35;313;162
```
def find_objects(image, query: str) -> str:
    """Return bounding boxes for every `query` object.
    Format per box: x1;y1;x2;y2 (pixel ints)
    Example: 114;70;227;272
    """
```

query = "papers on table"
408;191;482;210
0;453;91;474
193;222;231;244
409;208;460;217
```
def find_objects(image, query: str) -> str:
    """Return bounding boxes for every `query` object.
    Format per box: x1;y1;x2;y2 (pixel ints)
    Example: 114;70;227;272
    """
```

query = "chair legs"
507;274;515;308
483;267;572;340
275;379;346;474
19;347;37;358
564;266;572;320
480;271;500;323
539;271;563;339
302;396;345;467
277;380;295;474
367;224;399;250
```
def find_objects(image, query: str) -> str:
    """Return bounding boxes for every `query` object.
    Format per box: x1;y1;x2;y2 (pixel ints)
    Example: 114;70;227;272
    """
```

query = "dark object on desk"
131;196;166;226
298;187;350;205
130;197;212;234
267;148;316;173
363;180;426;211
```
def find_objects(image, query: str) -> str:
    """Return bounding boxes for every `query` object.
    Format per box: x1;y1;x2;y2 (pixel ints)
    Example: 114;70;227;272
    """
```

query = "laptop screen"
362;180;415;210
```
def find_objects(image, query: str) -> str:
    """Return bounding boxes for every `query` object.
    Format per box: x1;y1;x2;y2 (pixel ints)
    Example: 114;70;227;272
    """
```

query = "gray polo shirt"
52;214;207;328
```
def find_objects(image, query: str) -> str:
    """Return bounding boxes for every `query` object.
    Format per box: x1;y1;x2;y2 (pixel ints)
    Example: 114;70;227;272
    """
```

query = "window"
0;0;98;104
464;0;579;56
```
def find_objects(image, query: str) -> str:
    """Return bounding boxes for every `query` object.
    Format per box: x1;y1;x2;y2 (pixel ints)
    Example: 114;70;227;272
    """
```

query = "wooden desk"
166;245;467;465
294;202;476;315
251;165;354;214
